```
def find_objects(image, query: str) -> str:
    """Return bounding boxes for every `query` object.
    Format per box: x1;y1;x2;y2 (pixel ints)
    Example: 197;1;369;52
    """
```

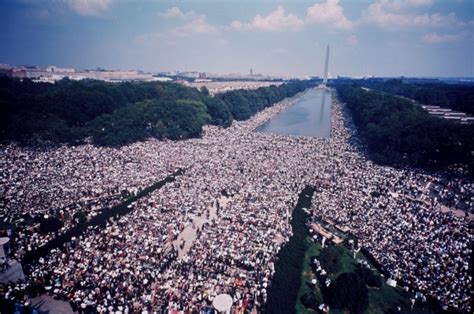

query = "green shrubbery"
355;264;382;288
318;246;342;274
326;272;369;314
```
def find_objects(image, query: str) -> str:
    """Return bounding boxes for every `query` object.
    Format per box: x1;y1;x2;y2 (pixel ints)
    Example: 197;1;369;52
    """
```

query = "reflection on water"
257;89;331;138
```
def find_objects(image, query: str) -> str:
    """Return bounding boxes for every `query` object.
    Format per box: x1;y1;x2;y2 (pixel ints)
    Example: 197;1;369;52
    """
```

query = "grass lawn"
295;239;435;314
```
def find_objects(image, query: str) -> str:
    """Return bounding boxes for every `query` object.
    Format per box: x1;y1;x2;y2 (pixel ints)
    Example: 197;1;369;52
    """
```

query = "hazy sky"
1;0;473;77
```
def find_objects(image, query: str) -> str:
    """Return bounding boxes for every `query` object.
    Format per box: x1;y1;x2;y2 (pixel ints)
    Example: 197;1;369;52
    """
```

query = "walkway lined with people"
0;89;471;312
173;196;227;258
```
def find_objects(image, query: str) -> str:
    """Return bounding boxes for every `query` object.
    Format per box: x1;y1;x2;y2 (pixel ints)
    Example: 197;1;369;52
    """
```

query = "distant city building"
12;69;27;78
0;63;161;82
422;105;474;124
46;66;75;73
32;74;64;84
0;63;289;83
152;77;173;82
0;68;27;79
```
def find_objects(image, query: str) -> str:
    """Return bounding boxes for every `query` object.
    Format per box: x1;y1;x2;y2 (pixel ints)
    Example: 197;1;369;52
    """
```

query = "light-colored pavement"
174;196;228;258
30;295;75;313
0;260;25;284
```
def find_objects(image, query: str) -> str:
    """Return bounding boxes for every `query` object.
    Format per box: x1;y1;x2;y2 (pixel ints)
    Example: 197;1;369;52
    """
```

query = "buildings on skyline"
0;62;307;83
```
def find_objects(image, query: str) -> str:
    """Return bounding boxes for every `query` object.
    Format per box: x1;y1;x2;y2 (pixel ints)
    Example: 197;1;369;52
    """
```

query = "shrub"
318;245;342;274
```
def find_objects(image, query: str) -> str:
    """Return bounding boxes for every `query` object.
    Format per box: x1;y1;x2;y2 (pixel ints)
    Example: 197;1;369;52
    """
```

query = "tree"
73;211;87;224
200;86;210;96
355;264;382;288
204;97;232;127
300;292;321;311
327;272;369;314
336;84;474;176
0;77;317;146
318;245;342;274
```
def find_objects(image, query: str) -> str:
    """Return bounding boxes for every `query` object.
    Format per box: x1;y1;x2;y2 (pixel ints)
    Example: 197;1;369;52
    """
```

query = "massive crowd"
0;142;177;259
312;105;472;311
0;89;472;312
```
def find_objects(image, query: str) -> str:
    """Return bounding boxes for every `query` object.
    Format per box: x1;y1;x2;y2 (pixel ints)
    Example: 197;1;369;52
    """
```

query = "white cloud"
154;6;218;37
136;8;219;44
306;0;354;31
171;16;219;37
231;5;304;32
157;6;197;20
422;31;472;43
361;0;464;29
66;0;111;17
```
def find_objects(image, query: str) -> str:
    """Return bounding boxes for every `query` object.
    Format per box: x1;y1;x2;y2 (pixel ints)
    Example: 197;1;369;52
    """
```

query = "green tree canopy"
355;264;382;288
73;212;87;224
336;84;474;175
318;245;342;274
0;77;316;146
327;272;369;314
300;292;321;311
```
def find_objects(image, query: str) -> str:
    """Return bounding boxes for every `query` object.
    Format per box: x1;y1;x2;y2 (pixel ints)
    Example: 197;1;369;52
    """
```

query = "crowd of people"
0;141;177;258
312;100;472;311
0;88;471;312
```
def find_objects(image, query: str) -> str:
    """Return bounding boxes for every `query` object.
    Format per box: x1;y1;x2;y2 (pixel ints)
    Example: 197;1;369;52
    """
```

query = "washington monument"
318;44;330;89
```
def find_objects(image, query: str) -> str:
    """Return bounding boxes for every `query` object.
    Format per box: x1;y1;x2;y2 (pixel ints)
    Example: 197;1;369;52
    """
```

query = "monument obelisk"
318;44;330;89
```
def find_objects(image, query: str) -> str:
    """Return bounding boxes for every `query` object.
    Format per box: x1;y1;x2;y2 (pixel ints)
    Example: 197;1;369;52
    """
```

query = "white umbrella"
212;294;233;312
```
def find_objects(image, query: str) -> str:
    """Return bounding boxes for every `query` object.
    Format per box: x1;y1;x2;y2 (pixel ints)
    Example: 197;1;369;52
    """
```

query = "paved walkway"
174;196;229;258
30;295;74;313
439;204;473;221
0;260;25;284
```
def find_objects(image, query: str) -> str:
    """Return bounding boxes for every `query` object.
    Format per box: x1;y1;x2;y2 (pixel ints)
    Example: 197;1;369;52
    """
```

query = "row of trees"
0;77;316;146
356;78;474;114
216;82;313;121
336;84;474;175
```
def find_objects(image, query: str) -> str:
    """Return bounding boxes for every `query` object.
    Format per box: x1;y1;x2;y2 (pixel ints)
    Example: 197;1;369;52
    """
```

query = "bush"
355;264;382;288
300;292;321;311
318;245;342;274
